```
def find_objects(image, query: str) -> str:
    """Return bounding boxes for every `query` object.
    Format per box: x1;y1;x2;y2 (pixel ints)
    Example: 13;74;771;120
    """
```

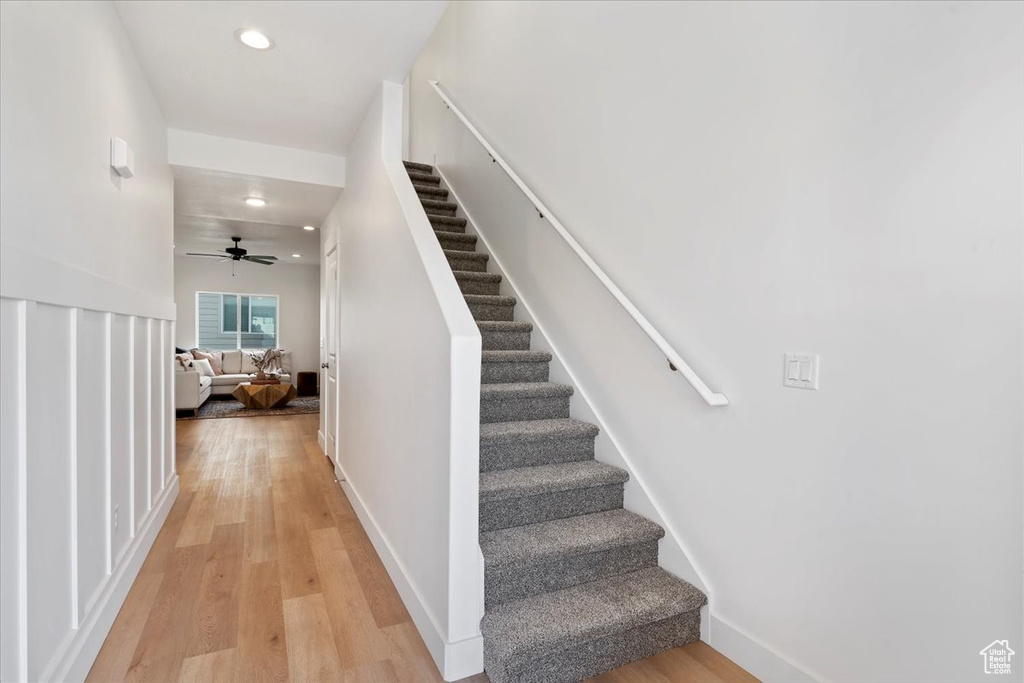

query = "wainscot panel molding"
0;294;178;683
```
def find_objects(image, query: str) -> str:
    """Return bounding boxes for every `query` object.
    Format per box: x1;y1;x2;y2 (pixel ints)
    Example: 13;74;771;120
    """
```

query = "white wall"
320;81;483;680
173;256;321;375
408;2;1024;682
0;2;177;682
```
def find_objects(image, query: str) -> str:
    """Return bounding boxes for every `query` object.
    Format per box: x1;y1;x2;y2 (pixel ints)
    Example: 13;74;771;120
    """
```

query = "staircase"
404;161;707;683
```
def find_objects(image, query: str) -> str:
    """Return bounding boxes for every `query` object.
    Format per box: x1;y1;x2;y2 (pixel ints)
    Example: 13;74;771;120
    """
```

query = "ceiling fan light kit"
186;237;278;276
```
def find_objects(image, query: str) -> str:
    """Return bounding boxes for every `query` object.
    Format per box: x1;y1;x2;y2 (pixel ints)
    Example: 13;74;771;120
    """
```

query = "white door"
325;247;339;462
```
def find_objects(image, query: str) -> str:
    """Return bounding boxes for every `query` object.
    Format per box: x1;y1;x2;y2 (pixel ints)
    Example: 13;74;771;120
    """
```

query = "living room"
170;158;342;418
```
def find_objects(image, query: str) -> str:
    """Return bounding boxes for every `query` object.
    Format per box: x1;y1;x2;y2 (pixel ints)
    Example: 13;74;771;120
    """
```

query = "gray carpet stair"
455;271;502;296
404;160;706;683
429;215;467;232
437;231;478;251
479;460;628;532
415;184;449;199
478;321;533;351
482;350;552;383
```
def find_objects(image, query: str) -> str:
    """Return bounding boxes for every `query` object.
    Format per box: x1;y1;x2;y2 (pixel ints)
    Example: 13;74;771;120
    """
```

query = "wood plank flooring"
88;414;757;683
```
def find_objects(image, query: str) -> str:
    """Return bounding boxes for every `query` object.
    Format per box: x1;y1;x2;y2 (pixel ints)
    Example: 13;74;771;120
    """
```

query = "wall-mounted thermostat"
110;137;135;178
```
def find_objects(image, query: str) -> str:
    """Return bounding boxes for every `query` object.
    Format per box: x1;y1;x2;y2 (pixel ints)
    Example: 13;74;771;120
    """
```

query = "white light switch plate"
784;353;819;390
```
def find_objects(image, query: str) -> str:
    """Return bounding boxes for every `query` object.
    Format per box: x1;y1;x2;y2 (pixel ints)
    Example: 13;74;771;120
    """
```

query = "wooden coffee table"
232;382;297;410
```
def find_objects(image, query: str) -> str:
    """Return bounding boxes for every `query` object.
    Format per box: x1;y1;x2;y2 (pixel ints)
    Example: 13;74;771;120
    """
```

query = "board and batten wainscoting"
0;287;178;682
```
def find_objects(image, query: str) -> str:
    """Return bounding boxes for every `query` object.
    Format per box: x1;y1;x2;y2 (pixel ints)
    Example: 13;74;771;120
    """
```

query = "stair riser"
422;202;457;216
479;484;623;532
470;303;516;322
437;235;477;251
457;278;501;296
446;254;487;272
481;361;550;384
429;217;466;233
485;540;658;608
480;329;532;351
480;396;569;424
480;435;594;471
485;611;701;683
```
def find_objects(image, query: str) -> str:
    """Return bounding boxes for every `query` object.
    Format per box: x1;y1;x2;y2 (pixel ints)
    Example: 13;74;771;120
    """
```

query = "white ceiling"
173;166;339;265
114;0;448;154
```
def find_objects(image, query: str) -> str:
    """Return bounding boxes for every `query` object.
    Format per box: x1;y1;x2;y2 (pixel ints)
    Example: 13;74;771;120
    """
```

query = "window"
196;292;279;350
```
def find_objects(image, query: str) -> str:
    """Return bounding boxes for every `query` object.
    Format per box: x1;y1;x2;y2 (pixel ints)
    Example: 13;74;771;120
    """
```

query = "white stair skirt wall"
0;291;177;683
320;80;484;681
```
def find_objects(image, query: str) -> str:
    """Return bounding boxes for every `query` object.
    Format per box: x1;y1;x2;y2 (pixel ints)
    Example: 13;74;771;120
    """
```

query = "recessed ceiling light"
245;197;266;207
302;225;315;231
235;28;274;50
291;253;301;258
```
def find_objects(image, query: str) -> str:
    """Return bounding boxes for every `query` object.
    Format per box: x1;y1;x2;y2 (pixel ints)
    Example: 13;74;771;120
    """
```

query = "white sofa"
175;349;293;414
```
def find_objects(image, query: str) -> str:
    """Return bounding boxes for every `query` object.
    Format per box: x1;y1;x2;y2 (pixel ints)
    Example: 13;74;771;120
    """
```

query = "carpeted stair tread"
480;461;628;503
482;350;552;364
407;171;440;185
480;509;663;568
465;294;516;307
478;320;532;333
429;215;467;229
443;249;488;262
481;382;573;401
415;184;449;198
403;160;433;173
481;567;706;674
481;418;597;444
437;232;477;246
456;271;502;284
421;198;459;213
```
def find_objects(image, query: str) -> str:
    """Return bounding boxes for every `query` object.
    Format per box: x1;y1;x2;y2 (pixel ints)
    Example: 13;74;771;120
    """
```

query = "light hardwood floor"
88;414;758;683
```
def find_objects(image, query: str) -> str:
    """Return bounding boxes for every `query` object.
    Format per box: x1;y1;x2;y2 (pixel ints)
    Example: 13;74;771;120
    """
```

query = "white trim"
15;300;30;682
428;80;727;407
103;313;113;576
44;476;180;683
68;308;80;629
145;319;153;513
0;243;175;321
168;129;346;188
710;614;824;683
337;476;483;681
127;317;136;534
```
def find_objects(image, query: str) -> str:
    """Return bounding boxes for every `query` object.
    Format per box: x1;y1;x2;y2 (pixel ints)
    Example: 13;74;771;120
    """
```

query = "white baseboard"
317;429;326;453
337;474;483;681
47;476;180;683
710;613;823;683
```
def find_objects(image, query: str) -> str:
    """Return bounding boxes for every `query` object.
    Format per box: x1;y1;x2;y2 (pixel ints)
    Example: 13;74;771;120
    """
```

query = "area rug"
178;395;320;420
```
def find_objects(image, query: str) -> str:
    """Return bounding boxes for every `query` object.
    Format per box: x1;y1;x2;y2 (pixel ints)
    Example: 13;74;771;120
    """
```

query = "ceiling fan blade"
245;255;278;260
244;257;275;265
185;253;226;258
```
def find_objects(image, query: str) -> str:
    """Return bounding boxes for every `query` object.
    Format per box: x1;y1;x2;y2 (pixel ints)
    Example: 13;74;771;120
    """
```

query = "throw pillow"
193;349;223;375
175;352;194;370
188;358;216;377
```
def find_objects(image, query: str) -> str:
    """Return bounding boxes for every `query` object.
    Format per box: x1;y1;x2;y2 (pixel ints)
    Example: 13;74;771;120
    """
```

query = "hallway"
87;415;755;682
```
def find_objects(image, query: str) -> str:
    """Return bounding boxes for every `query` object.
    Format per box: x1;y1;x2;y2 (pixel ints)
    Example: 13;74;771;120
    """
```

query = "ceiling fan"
186;237;278;266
